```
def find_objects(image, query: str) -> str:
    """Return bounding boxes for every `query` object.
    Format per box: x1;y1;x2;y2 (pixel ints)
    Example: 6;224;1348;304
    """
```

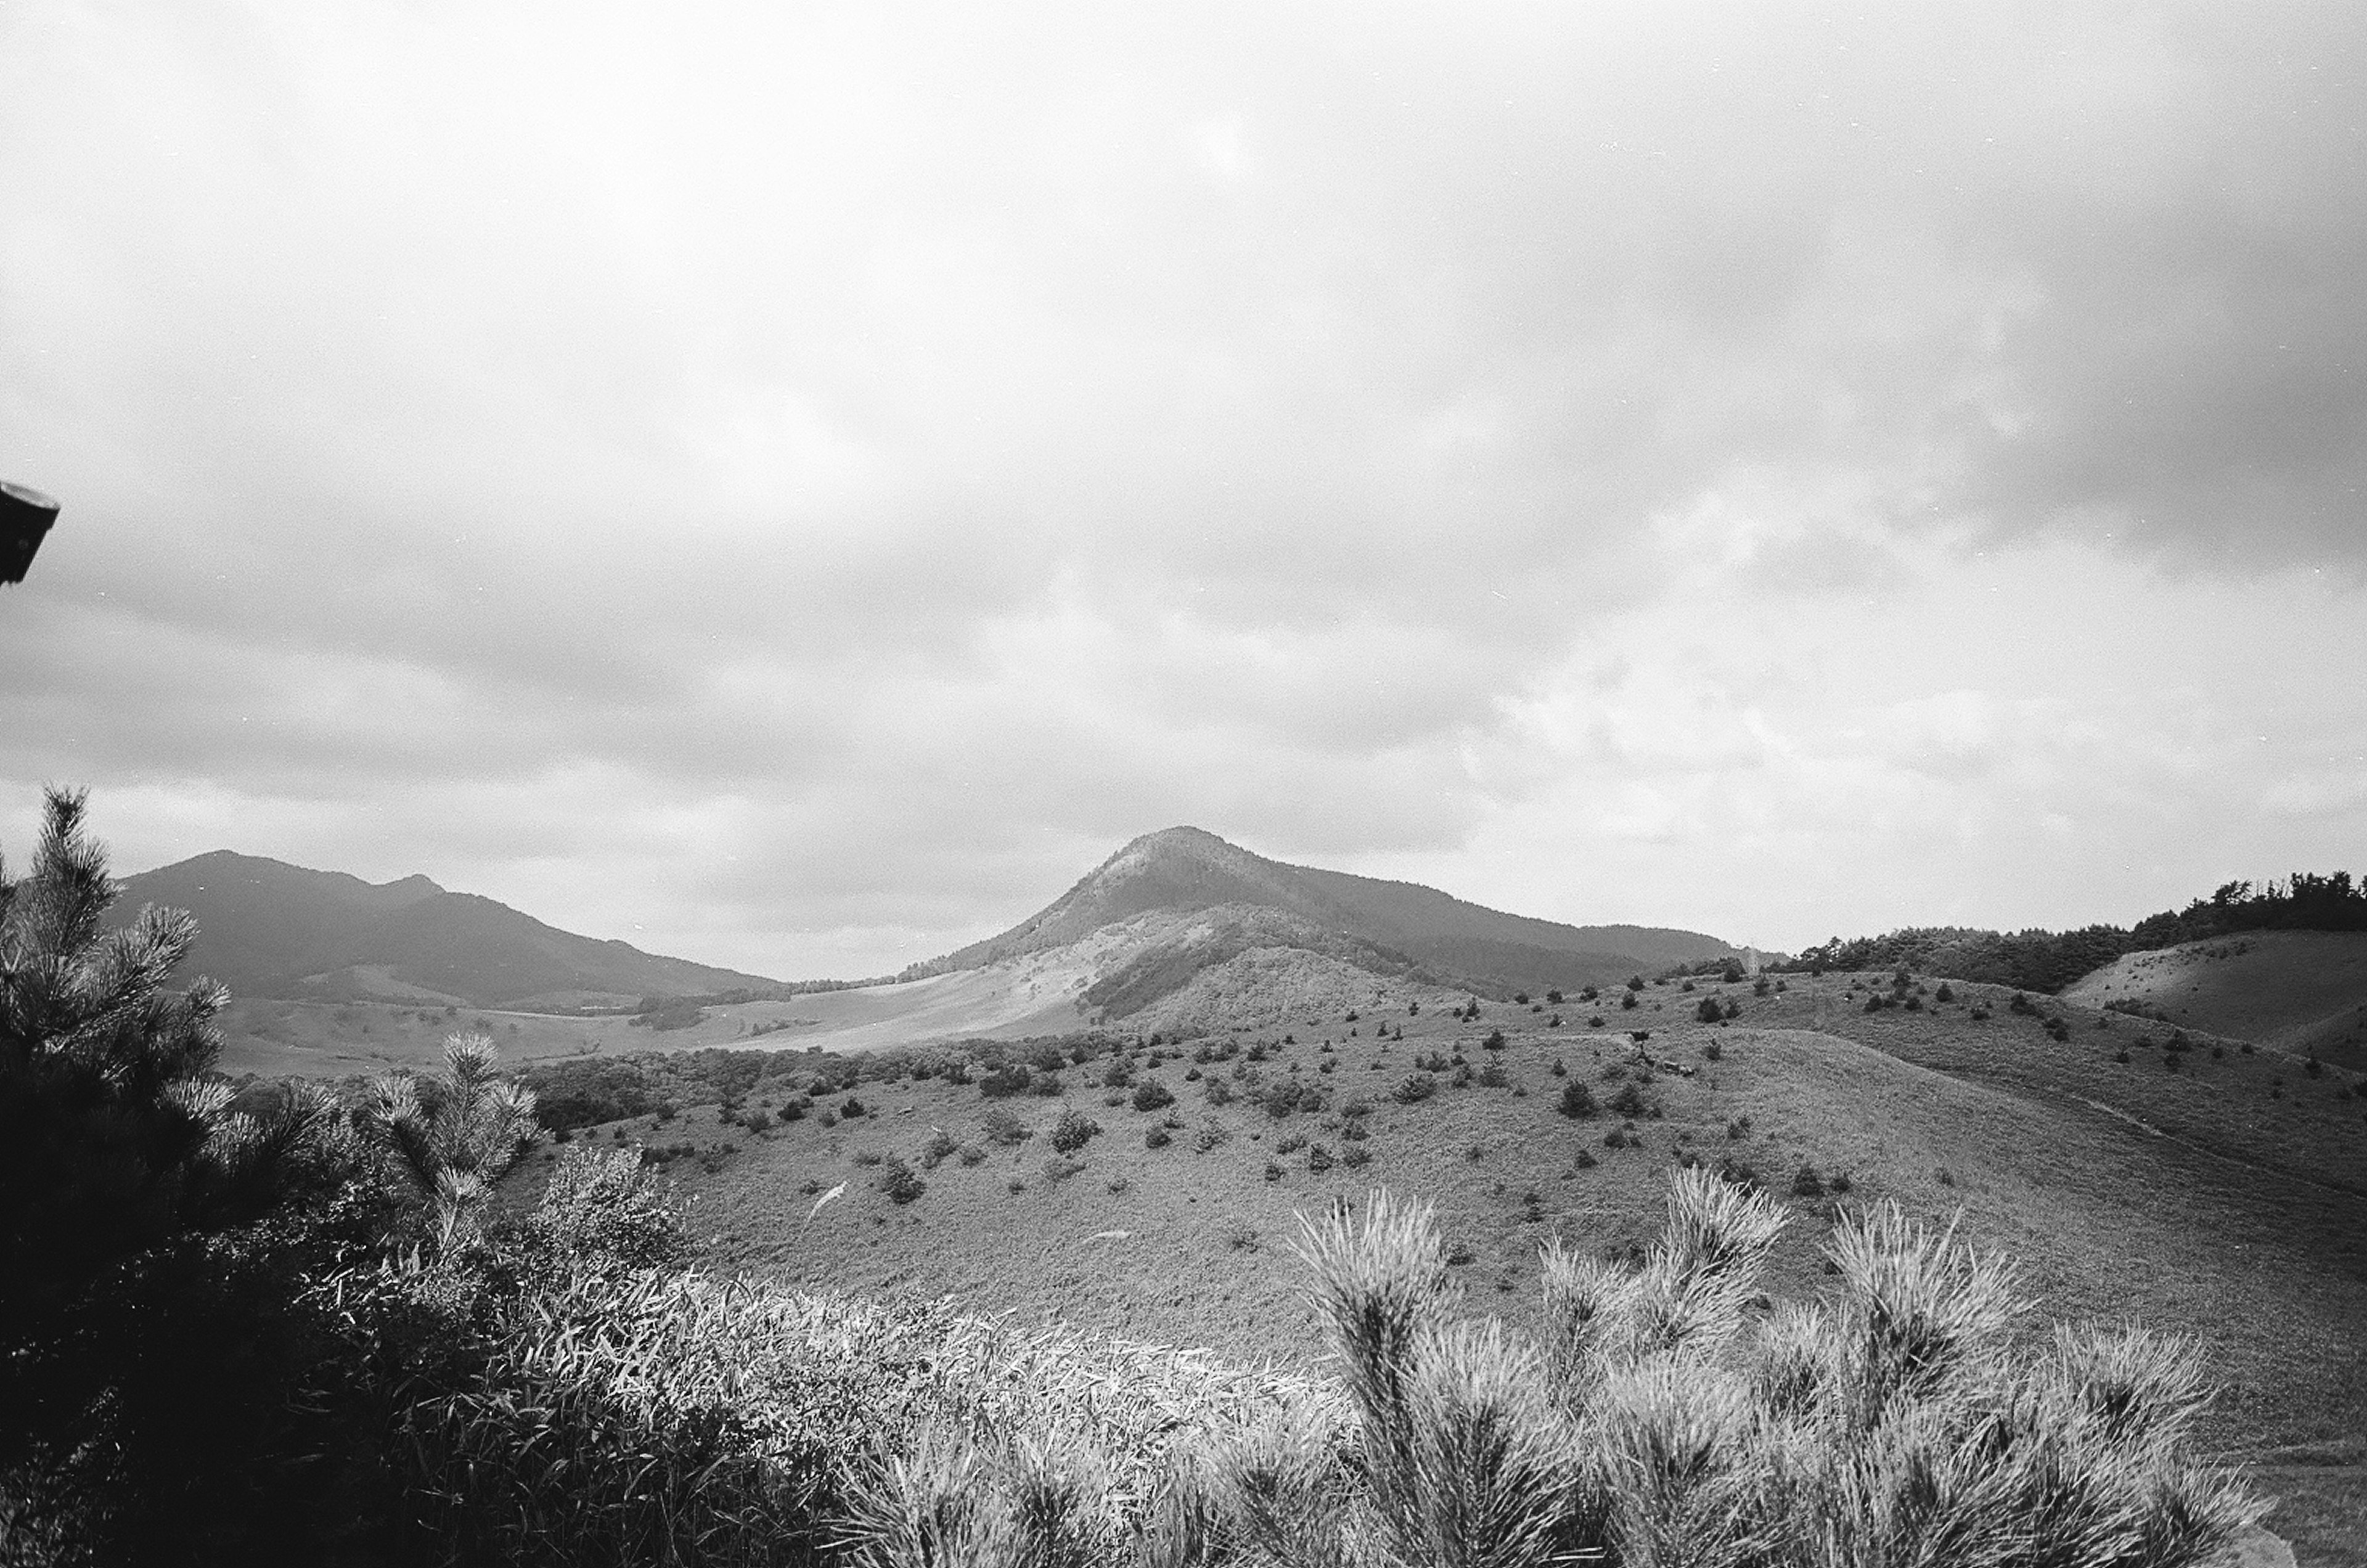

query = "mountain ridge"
115;851;787;1010
907;825;1739;1004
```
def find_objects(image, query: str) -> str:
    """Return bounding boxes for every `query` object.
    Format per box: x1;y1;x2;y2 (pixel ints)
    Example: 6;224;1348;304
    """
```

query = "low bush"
1048;1109;1102;1155
1557;1080;1597;1119
978;1063;1032;1098
1130;1078;1175;1112
979;1108;1032;1147
1392;1072;1439;1105
878;1158;925;1205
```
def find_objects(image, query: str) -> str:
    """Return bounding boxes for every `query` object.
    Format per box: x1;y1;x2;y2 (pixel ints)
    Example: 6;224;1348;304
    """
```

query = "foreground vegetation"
0;792;2274;1564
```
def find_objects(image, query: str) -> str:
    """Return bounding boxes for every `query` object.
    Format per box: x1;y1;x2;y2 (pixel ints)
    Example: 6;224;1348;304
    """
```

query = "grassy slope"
2062;930;2367;1069
518;971;2367;1564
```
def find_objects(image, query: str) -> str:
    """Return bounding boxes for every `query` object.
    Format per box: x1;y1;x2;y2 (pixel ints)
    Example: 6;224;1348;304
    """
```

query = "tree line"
1775;870;2366;993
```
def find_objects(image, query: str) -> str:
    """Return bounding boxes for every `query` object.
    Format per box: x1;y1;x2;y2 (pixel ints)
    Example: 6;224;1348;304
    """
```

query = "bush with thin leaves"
358;1032;540;1247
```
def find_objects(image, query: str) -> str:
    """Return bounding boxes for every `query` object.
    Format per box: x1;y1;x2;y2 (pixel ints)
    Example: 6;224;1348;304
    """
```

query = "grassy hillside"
2064;931;2367;1069
511;969;2367;1564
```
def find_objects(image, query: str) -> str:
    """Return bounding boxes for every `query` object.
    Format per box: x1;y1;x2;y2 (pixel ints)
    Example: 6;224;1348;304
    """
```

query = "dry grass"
475;969;2367;1561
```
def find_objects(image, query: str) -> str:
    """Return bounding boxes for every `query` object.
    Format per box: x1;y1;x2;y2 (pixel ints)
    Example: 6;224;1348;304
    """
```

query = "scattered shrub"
1392;1072;1439;1105
1130;1078;1175;1112
979;1108;1032;1147
1048;1109;1102;1155
978;1063;1032;1098
878;1158;926;1205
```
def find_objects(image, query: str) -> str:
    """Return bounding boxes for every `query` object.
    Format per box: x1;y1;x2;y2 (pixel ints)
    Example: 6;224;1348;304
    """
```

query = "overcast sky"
4;1;2363;978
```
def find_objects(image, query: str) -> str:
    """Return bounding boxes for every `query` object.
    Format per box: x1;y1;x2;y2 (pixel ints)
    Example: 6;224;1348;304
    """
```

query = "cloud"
4;0;2365;973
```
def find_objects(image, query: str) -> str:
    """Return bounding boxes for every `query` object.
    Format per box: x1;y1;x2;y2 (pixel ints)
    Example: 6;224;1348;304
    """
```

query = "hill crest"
909;825;1738;1007
115;850;785;1011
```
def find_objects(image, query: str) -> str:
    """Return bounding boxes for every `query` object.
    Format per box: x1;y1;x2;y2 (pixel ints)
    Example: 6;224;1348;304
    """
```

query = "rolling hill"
2063;929;2367;1070
115;851;787;1011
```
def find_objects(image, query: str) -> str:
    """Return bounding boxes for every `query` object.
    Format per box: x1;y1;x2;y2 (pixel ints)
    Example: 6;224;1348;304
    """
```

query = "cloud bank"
4;1;2363;973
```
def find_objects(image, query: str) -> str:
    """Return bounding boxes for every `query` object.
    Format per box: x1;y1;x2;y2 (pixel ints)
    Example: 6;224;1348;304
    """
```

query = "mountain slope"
115;851;785;1010
914;826;1736;1007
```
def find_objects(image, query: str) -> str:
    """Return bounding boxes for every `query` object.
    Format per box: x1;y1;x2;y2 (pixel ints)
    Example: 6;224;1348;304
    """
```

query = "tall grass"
335;1155;2259;1568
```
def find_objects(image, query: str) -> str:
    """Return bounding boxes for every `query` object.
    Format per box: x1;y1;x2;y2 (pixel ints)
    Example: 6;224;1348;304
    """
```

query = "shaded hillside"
2064;930;2367;1070
908;826;1736;1003
116;851;785;1010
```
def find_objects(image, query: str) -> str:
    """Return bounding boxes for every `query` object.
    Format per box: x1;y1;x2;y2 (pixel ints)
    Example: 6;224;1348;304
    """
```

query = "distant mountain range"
118;828;1741;1024
114;852;786;1011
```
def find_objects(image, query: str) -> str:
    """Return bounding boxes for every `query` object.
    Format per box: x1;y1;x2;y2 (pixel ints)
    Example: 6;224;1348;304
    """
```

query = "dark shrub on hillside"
1482;1029;1507;1050
1392;1072;1439;1105
979;1108;1031;1146
1048;1109;1102;1154
877;1159;925;1206
840;1096;866;1119
918;1129;957;1170
1203;1076;1235;1106
1028;1069;1066;1097
1621;992;1639;1010
1557;1080;1597;1119
1703;1040;1723;1061
1144;1125;1172;1149
1608;1082;1650;1118
1696;998;1723;1024
1791;1164;1826;1198
978;1063;1031;1098
1130;1078;1175;1112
